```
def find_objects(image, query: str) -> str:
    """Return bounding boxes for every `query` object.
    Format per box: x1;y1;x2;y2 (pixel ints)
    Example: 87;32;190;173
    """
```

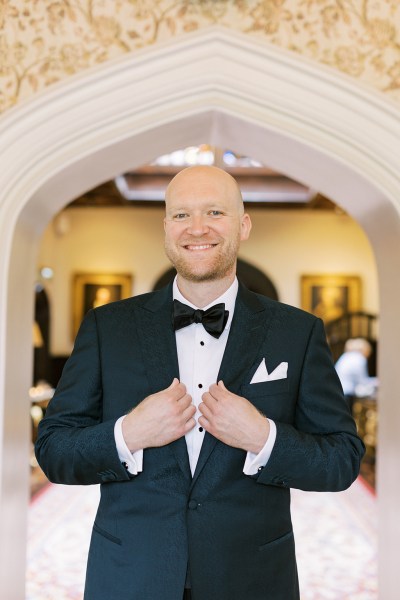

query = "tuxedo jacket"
35;283;364;600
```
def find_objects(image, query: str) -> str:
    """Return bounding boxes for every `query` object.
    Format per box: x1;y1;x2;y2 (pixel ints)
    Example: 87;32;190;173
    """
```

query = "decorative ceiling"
67;145;338;211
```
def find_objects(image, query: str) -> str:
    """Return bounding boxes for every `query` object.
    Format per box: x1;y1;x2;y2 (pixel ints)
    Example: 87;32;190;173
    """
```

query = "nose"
187;214;210;236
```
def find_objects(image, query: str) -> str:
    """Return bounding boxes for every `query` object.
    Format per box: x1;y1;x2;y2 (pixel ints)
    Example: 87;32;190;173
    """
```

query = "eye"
173;213;188;220
208;210;223;217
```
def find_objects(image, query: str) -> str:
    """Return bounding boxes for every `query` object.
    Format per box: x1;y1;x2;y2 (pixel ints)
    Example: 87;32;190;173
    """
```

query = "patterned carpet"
26;478;377;599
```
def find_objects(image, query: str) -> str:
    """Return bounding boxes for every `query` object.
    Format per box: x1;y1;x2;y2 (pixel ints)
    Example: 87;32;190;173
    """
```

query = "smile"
184;244;217;251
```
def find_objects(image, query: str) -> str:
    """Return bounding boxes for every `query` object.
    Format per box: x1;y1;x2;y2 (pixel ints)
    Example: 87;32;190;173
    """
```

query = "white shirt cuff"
243;419;277;476
114;415;143;475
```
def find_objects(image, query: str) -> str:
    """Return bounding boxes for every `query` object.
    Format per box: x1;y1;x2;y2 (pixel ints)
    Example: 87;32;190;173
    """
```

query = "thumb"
169;377;180;388
217;380;227;390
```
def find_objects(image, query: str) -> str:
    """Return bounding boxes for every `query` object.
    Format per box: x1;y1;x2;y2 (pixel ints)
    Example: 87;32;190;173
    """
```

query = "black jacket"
35;283;364;600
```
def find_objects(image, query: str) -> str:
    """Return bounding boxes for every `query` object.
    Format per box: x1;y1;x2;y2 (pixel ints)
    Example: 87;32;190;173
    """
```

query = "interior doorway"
1;28;400;599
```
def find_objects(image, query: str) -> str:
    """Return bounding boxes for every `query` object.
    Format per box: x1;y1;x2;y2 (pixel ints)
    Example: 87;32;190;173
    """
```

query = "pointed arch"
0;27;399;598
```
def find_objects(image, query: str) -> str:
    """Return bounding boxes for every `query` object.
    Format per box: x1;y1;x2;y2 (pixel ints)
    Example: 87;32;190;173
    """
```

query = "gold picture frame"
301;274;362;323
72;272;132;339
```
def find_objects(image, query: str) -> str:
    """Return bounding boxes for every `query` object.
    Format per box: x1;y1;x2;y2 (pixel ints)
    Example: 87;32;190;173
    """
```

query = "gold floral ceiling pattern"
1;0;400;113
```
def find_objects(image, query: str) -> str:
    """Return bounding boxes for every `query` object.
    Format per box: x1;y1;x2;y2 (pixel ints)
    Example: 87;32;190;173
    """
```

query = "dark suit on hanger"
35;283;364;600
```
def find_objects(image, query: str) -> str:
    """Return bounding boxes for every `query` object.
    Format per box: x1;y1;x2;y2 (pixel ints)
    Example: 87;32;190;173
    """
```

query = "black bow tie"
172;299;229;339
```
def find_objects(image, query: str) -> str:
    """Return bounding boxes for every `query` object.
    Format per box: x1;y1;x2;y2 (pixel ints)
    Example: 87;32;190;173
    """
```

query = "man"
335;338;378;410
35;166;364;600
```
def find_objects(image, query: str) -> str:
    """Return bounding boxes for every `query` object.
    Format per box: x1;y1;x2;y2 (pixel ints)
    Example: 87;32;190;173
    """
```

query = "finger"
164;378;182;399
201;391;217;411
208;382;218;395
183;417;196;433
182;403;196;420
198;415;210;430
198;402;213;421
207;383;225;402
169;377;179;388
211;381;234;402
177;393;193;408
170;382;187;400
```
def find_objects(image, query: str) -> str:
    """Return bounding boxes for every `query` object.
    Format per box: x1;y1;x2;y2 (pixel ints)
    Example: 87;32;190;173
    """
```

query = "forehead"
165;173;240;212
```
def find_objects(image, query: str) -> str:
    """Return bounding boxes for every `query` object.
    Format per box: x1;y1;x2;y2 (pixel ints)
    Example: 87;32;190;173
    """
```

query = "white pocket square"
250;359;288;384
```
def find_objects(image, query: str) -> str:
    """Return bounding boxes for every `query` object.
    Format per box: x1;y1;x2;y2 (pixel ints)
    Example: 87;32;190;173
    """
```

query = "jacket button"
188;499;198;510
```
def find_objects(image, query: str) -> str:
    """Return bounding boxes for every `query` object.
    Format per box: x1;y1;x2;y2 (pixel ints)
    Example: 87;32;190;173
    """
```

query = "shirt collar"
172;276;238;331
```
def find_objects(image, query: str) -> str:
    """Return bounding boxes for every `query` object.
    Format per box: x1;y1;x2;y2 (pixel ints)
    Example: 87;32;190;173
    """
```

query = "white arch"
0;27;399;598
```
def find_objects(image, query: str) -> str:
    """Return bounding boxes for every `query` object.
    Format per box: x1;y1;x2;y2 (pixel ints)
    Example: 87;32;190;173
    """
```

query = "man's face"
164;168;251;283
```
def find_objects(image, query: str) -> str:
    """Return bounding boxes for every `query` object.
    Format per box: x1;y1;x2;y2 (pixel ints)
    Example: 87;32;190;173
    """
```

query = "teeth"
187;244;214;250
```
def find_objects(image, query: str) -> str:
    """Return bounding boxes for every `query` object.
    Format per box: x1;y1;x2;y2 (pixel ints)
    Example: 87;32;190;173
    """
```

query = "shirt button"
198;427;203;432
188;500;198;510
198;383;203;388
200;341;204;346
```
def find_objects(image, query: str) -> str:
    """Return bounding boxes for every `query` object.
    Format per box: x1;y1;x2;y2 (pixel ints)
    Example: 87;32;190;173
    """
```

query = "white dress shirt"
115;277;276;476
335;350;378;396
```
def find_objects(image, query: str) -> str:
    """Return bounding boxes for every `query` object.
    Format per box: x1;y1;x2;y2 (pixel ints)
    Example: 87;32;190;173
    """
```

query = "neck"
176;273;236;308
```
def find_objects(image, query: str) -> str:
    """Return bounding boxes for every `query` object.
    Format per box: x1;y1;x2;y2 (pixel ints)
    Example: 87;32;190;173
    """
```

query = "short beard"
165;237;240;283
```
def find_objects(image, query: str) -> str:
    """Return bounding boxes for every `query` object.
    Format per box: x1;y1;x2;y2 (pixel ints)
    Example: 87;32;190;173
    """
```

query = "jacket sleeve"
256;318;365;491
35;310;131;485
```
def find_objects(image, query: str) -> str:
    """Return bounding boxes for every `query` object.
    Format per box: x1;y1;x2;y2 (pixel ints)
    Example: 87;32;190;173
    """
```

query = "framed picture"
301;274;362;323
72;273;132;338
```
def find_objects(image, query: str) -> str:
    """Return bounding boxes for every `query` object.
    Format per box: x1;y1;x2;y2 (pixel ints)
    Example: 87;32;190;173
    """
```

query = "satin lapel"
218;285;274;392
191;284;275;487
136;284;191;482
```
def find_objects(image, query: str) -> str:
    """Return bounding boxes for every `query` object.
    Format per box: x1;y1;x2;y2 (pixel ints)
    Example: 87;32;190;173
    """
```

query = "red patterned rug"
26;478;376;599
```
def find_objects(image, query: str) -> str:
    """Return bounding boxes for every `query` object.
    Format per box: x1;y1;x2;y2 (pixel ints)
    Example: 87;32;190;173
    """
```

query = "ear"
163;217;167;232
240;213;252;241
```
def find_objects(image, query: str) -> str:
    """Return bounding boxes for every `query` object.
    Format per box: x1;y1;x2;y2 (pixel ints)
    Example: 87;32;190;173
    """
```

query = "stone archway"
1;28;400;599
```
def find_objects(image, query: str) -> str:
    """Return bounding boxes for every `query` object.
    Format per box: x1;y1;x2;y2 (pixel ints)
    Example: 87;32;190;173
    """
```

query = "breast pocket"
241;380;293;422
241;379;289;398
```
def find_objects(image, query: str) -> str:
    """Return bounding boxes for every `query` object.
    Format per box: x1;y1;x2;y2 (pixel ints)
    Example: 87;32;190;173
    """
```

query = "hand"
122;378;196;452
198;381;270;454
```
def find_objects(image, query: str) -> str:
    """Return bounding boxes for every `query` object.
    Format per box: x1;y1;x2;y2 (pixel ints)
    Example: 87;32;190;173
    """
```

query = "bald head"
165;166;244;215
344;338;372;357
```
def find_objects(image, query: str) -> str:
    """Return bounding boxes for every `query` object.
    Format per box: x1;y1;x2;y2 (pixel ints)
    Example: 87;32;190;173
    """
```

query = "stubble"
164;233;241;283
